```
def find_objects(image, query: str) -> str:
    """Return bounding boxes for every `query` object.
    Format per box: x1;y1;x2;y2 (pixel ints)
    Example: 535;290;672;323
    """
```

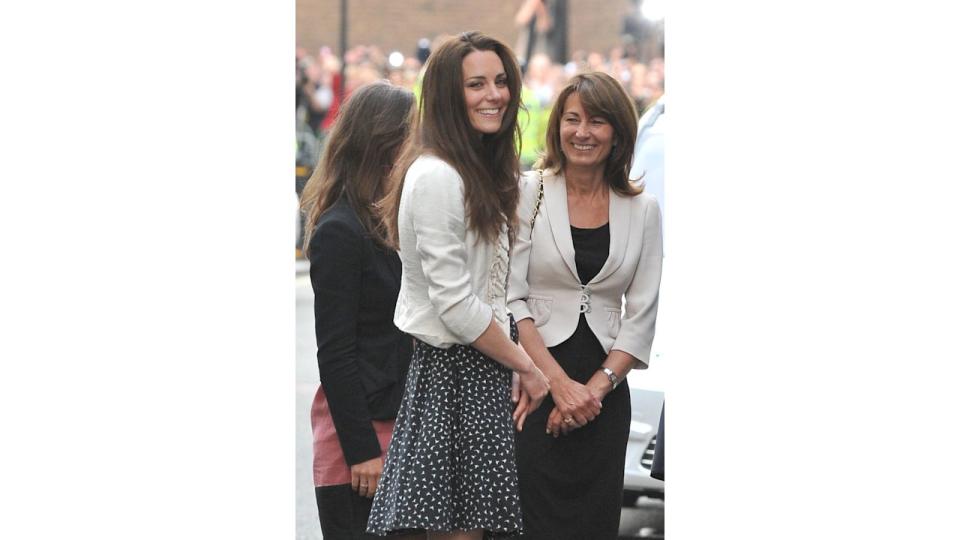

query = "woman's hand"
517;361;550;414
550;375;602;429
350;456;383;498
513;387;531;431
545;376;607;436
545;406;566;436
546;406;589;436
512;371;531;431
513;369;548;434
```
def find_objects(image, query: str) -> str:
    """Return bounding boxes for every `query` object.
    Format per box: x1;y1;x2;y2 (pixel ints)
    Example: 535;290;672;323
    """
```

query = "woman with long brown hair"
366;32;550;540
300;81;420;539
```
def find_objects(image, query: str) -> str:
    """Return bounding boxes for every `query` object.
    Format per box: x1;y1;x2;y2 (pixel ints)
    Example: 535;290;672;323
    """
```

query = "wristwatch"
601;367;620;390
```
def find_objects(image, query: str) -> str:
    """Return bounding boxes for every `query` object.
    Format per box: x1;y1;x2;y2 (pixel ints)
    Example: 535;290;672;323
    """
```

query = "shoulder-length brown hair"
300;81;415;255
381;31;523;248
537;71;642;196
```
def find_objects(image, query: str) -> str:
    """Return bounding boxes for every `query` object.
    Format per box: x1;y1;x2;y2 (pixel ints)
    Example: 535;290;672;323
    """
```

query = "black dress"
516;223;631;540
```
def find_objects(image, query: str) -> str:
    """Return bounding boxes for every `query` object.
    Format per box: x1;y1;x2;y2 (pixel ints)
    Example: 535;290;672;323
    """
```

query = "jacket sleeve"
408;162;493;343
506;172;539;322
308;216;382;465
612;195;663;368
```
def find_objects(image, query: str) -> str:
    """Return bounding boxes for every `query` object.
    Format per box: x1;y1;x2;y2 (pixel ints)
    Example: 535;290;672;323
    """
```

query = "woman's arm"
309;216;382;468
548;349;639;435
611;195;663;367
409;163;549;404
472;318;549;412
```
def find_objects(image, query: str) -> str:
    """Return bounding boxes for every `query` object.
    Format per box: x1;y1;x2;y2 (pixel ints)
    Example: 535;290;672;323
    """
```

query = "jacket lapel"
542;172;580;281
590;190;632;284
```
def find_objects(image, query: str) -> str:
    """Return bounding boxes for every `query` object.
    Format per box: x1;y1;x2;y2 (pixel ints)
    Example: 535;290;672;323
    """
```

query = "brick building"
296;0;637;62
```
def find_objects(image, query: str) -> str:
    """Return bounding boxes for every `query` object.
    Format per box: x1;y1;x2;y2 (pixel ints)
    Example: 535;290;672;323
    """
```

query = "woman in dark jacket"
299;81;420;539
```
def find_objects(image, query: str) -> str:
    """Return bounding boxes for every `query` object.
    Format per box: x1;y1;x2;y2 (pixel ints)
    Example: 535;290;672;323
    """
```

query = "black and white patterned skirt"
367;318;522;537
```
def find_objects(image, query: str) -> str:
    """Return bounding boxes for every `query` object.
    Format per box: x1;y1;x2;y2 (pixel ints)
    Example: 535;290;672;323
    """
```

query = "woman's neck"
564;165;606;198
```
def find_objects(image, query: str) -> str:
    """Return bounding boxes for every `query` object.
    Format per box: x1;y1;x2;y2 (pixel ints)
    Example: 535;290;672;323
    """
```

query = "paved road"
296;272;322;540
620;497;665;538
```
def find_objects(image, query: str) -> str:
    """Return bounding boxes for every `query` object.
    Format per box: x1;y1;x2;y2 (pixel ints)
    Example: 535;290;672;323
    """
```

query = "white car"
623;364;665;503
623;95;666;505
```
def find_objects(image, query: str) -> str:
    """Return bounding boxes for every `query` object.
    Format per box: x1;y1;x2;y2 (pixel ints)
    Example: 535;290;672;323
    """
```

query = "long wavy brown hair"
300;81;415;255
380;31;523;248
537;72;643;197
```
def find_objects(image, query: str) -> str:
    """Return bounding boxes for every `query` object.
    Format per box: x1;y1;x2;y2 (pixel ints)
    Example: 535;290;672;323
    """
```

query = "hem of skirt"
367;520;522;536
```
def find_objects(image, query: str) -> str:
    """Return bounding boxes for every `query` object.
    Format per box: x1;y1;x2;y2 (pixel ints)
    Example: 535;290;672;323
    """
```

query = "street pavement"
620;497;666;538
296;270;323;540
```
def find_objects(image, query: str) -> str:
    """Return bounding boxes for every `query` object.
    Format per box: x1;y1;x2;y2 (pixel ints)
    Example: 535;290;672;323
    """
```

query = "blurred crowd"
295;40;664;175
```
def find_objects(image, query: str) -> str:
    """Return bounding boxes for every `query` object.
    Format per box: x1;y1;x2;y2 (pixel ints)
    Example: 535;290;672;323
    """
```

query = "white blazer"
507;169;662;367
394;155;511;349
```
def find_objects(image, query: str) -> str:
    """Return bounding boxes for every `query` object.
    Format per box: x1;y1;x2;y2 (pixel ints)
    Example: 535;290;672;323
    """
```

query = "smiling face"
559;92;616;173
461;50;510;135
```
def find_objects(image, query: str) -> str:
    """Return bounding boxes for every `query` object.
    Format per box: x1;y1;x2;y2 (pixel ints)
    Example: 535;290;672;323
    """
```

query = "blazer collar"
543;172;633;284
542;171;580;281
592;190;631;283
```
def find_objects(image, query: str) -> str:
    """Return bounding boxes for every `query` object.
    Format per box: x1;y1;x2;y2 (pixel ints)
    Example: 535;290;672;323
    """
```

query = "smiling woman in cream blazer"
507;72;662;540
509;167;662;361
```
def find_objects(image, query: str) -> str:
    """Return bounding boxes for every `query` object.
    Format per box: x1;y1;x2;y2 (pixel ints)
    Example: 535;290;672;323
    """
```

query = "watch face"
604;368;618;387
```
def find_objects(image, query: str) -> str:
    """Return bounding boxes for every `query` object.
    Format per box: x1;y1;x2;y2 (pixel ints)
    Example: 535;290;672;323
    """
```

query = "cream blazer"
507;169;662;367
394;155;511;349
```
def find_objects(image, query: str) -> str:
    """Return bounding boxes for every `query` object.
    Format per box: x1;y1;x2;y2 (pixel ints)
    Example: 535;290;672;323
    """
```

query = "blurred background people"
295;36;664;206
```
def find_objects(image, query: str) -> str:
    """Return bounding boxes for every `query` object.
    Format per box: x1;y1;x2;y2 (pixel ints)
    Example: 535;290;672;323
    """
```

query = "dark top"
308;196;412;465
516;221;627;539
571;222;610;284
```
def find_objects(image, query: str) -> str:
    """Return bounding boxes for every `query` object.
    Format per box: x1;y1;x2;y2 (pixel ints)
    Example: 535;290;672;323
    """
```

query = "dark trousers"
315;484;379;539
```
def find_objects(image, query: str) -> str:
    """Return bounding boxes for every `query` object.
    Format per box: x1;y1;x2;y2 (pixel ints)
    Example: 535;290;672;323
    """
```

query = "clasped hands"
512;372;603;435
